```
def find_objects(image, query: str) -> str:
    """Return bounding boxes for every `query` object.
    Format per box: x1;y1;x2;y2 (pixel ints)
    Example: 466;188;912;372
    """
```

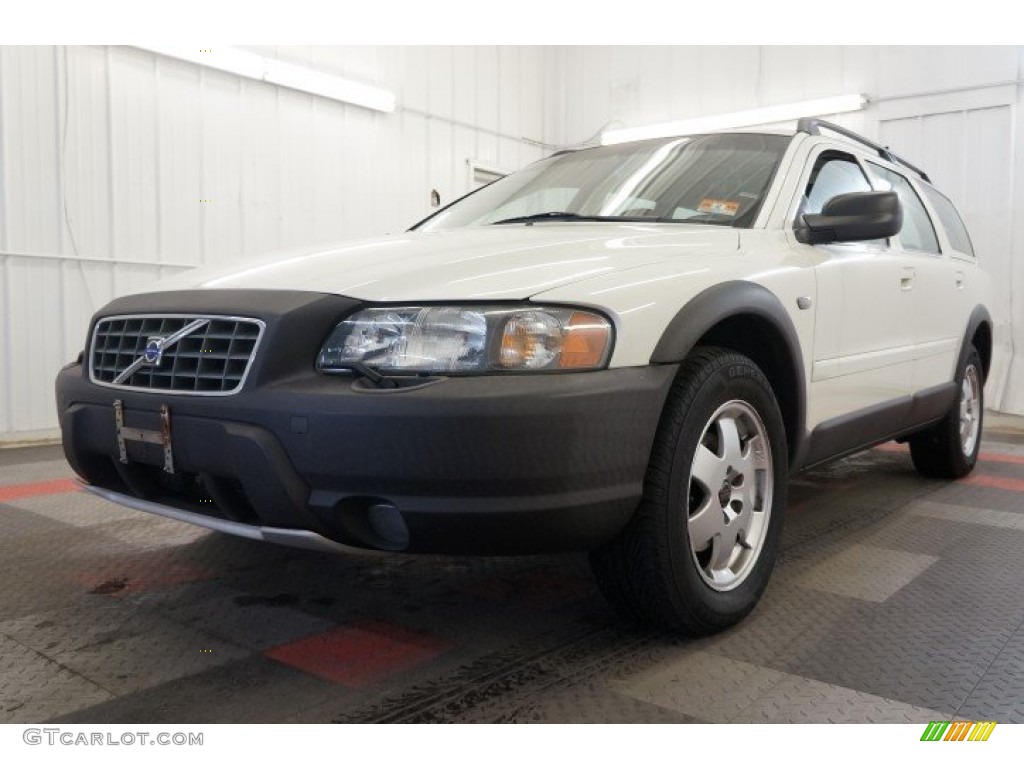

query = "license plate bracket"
114;399;175;474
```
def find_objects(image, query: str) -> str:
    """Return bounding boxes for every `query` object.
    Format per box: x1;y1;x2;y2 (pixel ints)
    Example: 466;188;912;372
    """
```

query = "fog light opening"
366;503;410;550
331;496;411;551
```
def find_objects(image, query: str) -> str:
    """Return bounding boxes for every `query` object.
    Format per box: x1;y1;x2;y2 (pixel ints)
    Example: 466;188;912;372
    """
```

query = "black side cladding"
961;304;993;382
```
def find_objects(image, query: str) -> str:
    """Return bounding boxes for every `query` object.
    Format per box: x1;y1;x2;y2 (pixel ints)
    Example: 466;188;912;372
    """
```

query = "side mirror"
797;190;903;245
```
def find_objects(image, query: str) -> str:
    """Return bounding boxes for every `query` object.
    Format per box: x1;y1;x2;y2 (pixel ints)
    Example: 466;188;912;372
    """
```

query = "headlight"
317;305;613;374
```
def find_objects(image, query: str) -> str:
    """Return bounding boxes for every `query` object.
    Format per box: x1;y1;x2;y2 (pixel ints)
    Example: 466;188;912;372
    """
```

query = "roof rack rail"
796;117;931;183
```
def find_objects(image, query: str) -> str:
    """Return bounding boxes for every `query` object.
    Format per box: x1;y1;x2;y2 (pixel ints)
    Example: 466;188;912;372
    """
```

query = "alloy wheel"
686;400;773;591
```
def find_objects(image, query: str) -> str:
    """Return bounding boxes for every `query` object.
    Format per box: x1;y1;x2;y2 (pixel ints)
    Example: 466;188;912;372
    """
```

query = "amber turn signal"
559;311;612;369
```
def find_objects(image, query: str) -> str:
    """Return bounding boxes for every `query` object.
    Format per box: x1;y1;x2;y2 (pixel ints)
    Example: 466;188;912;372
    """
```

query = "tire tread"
909;347;983;480
591;347;785;635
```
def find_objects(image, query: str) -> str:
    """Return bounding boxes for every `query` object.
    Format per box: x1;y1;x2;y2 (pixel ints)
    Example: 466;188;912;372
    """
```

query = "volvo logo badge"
144;337;165;366
110;318;210;386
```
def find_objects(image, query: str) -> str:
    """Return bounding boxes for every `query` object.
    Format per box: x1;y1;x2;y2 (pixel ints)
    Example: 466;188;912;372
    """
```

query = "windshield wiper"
490;211;679;226
491;211;596;225
488;209;742;226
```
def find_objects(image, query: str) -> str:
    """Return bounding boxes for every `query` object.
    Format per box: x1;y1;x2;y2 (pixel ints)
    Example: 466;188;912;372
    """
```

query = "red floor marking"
0;477;77;503
264;620;450;688
71;563;218;596
874;442;908;453
959;474;1024;493
874;442;1024;467
980;452;1024;467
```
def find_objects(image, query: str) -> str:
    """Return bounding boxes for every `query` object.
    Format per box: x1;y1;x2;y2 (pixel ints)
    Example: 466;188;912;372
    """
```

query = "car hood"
148;223;739;302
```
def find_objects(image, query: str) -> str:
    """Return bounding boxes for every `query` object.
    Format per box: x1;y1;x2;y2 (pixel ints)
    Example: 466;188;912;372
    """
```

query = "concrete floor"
1;421;1023;724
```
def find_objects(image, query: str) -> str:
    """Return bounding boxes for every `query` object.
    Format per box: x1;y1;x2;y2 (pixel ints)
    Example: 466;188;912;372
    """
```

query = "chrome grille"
90;314;265;395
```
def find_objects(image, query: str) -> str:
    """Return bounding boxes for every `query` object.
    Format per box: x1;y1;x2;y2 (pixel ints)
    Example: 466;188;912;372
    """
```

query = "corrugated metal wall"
556;46;1024;415
0;45;555;439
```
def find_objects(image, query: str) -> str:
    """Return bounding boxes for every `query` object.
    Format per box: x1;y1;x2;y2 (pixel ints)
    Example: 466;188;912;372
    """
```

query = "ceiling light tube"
601;94;866;145
138;45;396;113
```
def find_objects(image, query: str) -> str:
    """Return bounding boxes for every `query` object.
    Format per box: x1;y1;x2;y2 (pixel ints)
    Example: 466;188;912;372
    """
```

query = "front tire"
909;346;984;479
590;347;788;635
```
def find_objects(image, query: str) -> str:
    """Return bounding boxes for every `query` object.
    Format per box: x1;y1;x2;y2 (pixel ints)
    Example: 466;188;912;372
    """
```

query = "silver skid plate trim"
80;481;382;557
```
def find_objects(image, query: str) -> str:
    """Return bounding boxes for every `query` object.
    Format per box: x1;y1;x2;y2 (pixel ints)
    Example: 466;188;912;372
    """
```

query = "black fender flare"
650;281;808;467
958;304;993;382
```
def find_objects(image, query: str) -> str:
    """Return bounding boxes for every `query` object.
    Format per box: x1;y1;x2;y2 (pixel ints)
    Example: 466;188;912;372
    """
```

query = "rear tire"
590;347;788;635
909;346;983;479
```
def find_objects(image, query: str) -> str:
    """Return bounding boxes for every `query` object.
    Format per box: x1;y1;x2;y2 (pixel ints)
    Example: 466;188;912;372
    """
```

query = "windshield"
414;133;790;232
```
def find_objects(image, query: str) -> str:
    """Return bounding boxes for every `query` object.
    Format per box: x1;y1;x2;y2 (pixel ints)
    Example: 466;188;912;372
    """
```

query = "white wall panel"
398;111;429;230
198;69;245;265
63;46;114;259
5;256;70;433
427;46;455;120
636;47;671;127
453;125;477;195
400;47;430;114
524;46;548;145
0;45;555;439
452;47;477;129
240;79;283;256
607;47;642;129
875;47;1018;99
279;88;316;249
156;56;203;265
498;47;520;139
427;118;454;216
2;47;63;256
476;47;500;136
109;47;160;262
309;98;347;244
577;48;611;141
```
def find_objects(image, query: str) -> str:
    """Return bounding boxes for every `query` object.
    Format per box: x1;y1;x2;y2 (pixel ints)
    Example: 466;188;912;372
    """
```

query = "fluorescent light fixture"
601;94;866;145
139;45;396;114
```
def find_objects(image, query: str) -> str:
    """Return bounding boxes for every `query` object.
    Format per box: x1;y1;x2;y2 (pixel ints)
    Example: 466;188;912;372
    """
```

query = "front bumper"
56;292;675;554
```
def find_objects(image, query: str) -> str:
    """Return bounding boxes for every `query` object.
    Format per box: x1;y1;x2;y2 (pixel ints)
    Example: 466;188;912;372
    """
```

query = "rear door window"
921;185;975;257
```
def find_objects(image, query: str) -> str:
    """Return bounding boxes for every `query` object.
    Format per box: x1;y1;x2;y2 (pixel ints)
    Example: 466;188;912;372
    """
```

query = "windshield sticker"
698;199;740;216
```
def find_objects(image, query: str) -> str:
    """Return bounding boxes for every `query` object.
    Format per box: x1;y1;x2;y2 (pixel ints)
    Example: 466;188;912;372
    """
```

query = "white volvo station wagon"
56;119;993;634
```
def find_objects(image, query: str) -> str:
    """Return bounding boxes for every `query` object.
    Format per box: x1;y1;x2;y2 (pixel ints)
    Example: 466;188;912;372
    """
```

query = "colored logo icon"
921;721;996;742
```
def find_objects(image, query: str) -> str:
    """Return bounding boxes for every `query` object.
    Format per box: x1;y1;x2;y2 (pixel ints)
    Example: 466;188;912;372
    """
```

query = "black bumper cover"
55;290;676;555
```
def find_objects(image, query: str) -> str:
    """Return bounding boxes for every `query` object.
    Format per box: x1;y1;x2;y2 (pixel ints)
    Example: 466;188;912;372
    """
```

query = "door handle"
955;270;965;290
900;266;916;291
